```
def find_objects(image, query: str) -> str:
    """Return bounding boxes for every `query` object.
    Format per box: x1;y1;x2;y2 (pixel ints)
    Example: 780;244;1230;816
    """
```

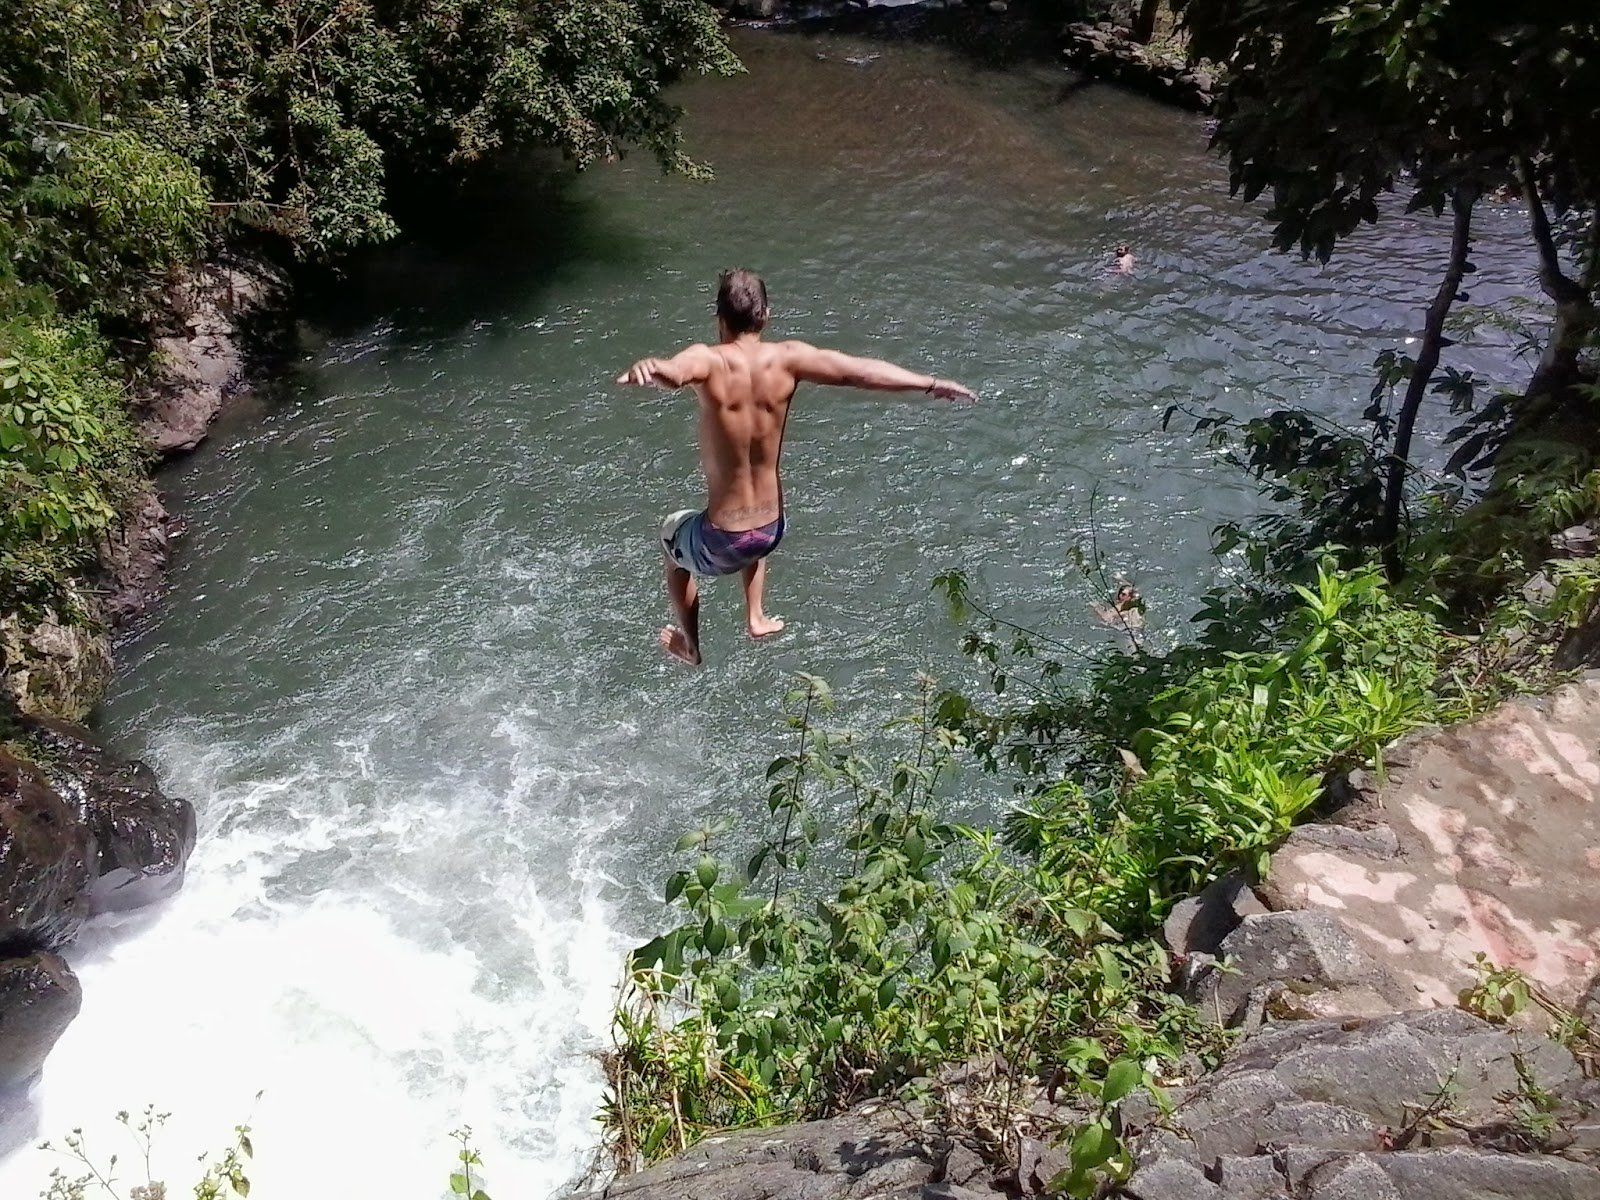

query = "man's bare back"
617;269;975;666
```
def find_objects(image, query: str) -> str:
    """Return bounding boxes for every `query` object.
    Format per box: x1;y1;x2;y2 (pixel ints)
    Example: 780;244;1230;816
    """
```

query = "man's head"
716;269;768;338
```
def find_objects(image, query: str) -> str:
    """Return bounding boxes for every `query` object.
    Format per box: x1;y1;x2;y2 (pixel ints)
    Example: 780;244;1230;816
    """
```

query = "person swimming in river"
1092;581;1145;652
1113;244;1135;275
615;269;977;666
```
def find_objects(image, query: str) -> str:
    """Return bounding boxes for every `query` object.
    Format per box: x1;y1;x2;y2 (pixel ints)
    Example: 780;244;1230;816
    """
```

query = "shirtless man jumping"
616;269;976;666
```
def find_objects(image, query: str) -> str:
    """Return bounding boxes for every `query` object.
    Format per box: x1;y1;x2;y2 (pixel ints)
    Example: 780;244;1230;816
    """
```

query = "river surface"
0;18;1534;1200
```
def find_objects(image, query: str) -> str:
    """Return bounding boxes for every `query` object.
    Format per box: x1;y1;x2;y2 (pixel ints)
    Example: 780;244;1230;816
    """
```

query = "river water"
0;17;1534;1200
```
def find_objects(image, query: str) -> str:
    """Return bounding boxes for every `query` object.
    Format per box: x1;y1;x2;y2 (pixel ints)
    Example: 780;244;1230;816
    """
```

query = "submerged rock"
29;717;196;915
0;950;82;1090
0;751;93;952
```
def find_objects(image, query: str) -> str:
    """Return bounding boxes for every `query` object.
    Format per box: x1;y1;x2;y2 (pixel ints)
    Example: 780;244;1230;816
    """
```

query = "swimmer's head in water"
717;269;769;336
1115;584;1139;607
1114;245;1131;258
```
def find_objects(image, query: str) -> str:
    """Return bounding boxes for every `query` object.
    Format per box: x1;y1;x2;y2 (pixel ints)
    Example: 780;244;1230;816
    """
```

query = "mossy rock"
0;598;113;722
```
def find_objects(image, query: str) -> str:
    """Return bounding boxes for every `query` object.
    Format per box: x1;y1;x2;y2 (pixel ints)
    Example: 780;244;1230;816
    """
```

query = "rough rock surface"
1120;1010;1600;1198
29;717;195;914
1062;23;1216;113
138;263;280;456
94;485;174;626
1163;873;1269;961
0;950;81;1089
0;602;114;722
0;750;93;952
571;1106;996;1200
1258;676;1600;1010
1184;910;1413;1028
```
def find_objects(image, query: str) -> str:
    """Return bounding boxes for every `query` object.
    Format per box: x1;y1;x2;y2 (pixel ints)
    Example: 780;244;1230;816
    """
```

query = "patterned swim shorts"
660;509;786;578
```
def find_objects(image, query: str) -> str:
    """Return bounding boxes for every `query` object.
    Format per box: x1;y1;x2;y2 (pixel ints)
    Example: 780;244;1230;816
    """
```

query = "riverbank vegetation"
603;5;1600;1193
0;0;737;671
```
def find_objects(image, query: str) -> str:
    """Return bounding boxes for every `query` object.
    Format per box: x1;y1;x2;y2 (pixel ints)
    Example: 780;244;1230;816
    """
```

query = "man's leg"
661;557;703;665
742;558;785;639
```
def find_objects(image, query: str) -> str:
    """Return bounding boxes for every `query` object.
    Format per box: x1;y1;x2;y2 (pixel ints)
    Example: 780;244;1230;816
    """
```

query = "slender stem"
771;687;814;907
904;680;931;822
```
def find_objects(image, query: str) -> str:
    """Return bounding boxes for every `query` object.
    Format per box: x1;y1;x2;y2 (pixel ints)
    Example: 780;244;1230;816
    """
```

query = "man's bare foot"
659;626;703;666
747;615;786;639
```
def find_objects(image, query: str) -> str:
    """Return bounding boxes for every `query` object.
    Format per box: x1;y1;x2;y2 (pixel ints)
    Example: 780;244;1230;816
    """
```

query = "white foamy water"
0;715;639;1199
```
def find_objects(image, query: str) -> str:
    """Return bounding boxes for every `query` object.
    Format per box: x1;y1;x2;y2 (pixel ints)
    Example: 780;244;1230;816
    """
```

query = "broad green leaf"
1101;1060;1143;1105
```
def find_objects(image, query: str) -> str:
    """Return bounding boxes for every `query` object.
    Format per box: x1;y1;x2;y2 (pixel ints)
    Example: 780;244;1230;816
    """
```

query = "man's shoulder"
767;339;819;366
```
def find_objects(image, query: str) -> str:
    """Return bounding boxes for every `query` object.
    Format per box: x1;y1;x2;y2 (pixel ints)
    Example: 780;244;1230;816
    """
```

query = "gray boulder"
1123;1158;1221;1199
572;1108;947;1200
1371;1148;1600;1197
1124;1010;1600;1199
1186;911;1410;1027
0;751;93;951
0;949;82;1089
1162;873;1267;961
28;717;196;914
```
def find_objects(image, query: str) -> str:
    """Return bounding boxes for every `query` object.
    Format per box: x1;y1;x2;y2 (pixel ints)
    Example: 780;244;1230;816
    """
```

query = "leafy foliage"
1174;0;1600;261
156;0;738;257
1172;2;1600;573
605;676;1216;1184
984;564;1466;930
0;314;142;612
604;537;1586;1178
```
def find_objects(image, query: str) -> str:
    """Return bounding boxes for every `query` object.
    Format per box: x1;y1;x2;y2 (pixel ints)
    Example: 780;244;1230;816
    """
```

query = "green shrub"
603;553;1578;1181
995;564;1459;932
0;123;211;317
606;675;1224;1181
0;313;142;610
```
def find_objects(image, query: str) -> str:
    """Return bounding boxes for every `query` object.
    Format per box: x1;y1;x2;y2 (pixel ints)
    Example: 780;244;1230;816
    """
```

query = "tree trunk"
1131;0;1161;43
1380;187;1476;581
1519;161;1597;407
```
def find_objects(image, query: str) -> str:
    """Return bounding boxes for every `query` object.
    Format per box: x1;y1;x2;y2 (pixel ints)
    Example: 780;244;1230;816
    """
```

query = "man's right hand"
928;378;977;403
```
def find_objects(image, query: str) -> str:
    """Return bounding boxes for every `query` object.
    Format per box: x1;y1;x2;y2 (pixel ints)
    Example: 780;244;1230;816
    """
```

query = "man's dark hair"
716;269;768;334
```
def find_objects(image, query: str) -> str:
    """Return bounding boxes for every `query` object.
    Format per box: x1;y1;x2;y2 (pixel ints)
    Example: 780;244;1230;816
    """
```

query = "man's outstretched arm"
782;341;975;402
616;344;716;389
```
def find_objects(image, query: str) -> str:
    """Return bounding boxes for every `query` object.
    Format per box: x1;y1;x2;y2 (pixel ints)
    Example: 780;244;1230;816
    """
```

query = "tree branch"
1519;155;1585;306
1381;185;1476;580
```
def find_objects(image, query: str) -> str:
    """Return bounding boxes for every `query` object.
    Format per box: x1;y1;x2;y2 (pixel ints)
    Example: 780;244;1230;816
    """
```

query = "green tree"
1173;1;1600;574
154;0;741;257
